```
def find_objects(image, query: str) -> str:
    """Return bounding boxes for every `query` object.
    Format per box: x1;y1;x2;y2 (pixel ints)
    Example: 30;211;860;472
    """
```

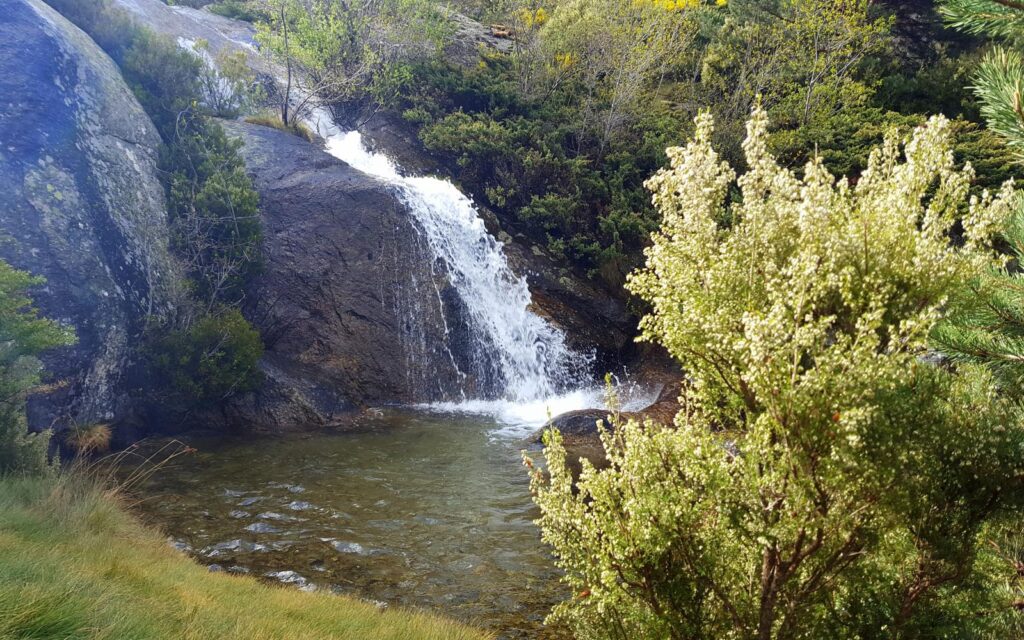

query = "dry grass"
244;113;316;143
0;473;493;640
64;423;112;456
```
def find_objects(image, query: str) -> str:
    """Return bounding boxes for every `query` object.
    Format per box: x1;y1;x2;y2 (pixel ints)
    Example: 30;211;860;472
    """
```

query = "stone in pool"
331;540;372;555
239;497;261;507
287;500;313;511
204;539;267;556
266;570;313;590
245;522;281;534
257;511;296;522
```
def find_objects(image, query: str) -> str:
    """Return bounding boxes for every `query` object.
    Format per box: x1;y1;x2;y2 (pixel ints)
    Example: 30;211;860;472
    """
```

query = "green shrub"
206;1;273;23
148;308;263;405
0;261;75;475
164;120;263;305
531;109;1024;639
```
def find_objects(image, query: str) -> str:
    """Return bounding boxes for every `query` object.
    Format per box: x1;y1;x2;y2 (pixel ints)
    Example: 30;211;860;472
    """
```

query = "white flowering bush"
530;108;1024;639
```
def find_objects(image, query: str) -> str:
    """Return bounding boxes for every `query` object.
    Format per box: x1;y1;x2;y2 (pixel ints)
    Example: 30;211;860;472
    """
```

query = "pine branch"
973;47;1024;155
940;0;1024;38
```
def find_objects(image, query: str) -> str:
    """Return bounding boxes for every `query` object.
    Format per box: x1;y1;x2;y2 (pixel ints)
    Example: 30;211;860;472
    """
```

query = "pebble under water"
128;410;572;638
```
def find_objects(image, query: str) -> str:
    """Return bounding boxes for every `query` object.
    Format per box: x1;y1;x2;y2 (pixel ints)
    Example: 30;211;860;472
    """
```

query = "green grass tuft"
244;113;316;143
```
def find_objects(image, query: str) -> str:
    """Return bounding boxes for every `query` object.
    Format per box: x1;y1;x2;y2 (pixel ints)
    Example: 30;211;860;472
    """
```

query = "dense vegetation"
233;0;1018;288
521;1;1024;637
9;0;1024;638
48;0;265;409
530;109;1024;639
0;262;74;475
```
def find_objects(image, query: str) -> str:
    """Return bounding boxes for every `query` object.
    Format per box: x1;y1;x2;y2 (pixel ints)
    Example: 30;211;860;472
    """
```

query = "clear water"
129;410;573;638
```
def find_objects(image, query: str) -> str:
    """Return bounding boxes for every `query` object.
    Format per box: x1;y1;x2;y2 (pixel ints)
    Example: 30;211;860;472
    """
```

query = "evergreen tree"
941;1;1024;156
0;260;75;475
936;1;1024;392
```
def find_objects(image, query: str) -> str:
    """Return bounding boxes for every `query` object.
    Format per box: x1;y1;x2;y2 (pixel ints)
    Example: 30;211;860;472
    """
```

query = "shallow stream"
130;410;573;638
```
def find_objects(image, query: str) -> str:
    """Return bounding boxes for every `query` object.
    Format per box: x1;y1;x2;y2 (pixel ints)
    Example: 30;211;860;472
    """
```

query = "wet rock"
204;538;265;556
534;369;684;469
265;570;310;588
245;522;280;534
112;0;273;75
221;120;475;418
330;540;371;555
256;511;296;522
286;500;313;511
169;539;192;553
228;510;250;519
238;497;261;507
0;0;184;433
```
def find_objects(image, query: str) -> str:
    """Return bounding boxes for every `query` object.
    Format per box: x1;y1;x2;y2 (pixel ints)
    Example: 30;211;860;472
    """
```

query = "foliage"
0;474;491;639
47;0;267;410
529;110;1024;639
256;0;452;125
244;112;316;142
0;261;75;476
206;0;272;22
163;120;263;307
942;0;1024;163
933;207;1024;393
147;308;263;405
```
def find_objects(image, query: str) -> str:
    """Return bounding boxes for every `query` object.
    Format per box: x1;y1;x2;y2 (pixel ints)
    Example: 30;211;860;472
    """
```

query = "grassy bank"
0;475;492;640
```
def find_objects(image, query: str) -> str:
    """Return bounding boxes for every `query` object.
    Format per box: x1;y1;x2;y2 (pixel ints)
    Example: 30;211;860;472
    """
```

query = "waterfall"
170;33;660;433
307;110;594;407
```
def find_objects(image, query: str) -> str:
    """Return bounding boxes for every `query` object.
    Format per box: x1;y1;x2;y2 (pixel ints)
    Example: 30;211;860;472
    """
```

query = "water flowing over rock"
311;122;594;403
114;0;633;403
0;0;182;430
220;120;479;417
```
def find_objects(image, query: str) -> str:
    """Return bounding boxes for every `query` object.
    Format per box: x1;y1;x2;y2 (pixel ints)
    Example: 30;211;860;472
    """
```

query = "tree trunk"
281;2;291;126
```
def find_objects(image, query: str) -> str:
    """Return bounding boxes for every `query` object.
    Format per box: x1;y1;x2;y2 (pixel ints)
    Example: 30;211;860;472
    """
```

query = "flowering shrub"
530;109;1024;639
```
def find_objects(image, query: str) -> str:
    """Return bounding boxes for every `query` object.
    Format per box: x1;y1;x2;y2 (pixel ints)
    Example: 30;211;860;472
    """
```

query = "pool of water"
127;409;571;638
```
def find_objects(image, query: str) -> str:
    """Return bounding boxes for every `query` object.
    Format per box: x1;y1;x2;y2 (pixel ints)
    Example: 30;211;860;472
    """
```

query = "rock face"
443;10;515;67
112;0;637;378
113;0;269;70
221;121;468;428
0;0;182;431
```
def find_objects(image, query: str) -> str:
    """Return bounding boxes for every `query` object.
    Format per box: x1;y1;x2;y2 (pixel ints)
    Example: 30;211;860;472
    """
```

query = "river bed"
128;409;573;638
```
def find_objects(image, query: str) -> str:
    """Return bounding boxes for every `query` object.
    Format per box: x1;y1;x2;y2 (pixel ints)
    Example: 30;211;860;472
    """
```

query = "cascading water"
306;109;596;414
174;35;649;429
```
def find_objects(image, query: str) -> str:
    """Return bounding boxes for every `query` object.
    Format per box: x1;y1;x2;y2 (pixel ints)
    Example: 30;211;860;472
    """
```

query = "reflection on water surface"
130;409;569;638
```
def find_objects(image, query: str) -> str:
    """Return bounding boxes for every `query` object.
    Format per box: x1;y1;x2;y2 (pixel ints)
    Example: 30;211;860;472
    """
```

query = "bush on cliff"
47;0;266;409
529;110;1024;638
147;308;264;405
0;259;75;475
